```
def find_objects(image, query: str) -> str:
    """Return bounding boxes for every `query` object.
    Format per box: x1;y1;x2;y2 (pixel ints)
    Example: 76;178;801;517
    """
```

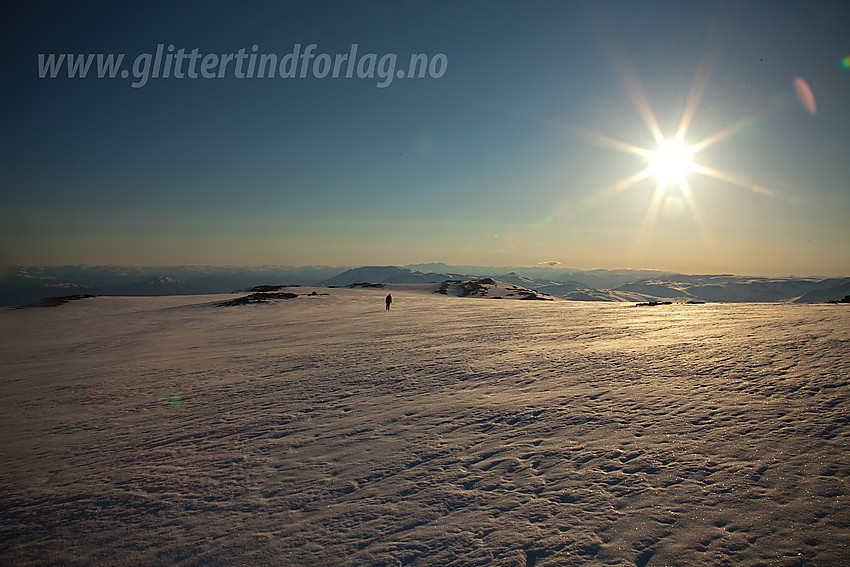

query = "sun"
562;36;783;267
648;138;695;187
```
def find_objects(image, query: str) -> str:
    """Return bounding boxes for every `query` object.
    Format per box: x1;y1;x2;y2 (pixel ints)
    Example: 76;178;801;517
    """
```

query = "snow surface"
1;287;848;566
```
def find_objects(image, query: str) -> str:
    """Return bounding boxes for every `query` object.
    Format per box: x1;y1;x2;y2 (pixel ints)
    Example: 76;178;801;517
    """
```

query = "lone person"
385;293;392;310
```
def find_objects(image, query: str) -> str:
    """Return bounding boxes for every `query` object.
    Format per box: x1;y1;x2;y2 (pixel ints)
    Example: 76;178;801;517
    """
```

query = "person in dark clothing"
385;293;392;310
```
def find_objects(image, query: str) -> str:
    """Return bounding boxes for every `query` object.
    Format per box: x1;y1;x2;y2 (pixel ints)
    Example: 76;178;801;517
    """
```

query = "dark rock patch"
28;294;96;308
217;292;298;306
242;284;300;293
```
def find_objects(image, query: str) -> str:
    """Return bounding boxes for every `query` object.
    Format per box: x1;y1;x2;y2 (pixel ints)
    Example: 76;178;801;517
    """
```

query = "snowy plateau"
1;284;848;566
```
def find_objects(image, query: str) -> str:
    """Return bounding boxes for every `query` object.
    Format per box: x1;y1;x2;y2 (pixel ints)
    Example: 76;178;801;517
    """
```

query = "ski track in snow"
1;288;848;566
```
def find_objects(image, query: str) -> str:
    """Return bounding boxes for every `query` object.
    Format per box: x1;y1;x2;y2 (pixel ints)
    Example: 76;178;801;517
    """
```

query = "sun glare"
567;45;781;267
648;138;694;187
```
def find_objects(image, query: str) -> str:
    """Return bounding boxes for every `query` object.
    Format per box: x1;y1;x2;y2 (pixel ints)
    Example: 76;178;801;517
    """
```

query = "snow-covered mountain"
403;263;676;289
321;266;457;287
390;269;850;304
434;278;554;300
793;278;850;303
604;276;850;303
493;272;585;297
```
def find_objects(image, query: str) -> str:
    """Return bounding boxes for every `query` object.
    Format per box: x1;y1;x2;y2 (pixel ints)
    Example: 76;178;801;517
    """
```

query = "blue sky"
2;1;848;276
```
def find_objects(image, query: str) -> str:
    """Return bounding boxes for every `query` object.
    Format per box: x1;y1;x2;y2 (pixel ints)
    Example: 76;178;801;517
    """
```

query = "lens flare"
504;231;521;249
793;76;817;115
663;195;686;218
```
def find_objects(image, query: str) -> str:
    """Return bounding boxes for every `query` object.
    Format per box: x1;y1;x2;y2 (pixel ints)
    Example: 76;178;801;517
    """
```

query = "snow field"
0;288;848;566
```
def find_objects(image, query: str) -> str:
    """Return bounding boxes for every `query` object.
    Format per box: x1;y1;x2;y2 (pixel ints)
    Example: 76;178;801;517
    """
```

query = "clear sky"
2;1;848;276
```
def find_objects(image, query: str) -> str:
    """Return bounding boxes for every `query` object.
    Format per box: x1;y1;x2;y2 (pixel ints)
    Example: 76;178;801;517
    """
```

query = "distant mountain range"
2;264;848;307
322;265;850;304
0;265;347;307
321;266;461;287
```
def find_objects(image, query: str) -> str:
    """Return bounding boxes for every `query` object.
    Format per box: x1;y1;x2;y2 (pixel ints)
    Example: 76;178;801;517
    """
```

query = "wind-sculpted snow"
0;288;848;566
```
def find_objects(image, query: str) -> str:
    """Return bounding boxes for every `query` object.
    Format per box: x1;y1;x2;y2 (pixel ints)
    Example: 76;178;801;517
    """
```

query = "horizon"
2;1;849;276
4;261;848;307
5;261;847;281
